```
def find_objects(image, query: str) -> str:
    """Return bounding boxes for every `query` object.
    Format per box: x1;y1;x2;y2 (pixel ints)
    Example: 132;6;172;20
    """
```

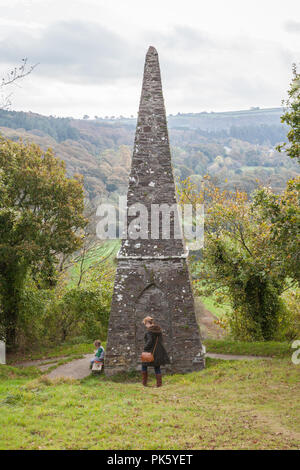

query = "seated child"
90;340;105;369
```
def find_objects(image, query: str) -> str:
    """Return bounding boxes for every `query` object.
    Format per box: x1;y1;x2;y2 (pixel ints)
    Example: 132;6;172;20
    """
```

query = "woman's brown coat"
142;324;170;367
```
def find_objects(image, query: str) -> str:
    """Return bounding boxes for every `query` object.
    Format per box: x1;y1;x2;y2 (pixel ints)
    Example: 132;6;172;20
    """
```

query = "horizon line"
1;105;284;120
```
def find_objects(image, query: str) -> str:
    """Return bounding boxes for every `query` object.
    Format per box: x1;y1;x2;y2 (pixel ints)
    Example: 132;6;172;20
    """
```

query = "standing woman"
141;316;170;387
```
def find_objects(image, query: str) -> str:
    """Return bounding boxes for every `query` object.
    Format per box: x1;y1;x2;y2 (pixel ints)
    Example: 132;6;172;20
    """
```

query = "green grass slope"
0;357;299;450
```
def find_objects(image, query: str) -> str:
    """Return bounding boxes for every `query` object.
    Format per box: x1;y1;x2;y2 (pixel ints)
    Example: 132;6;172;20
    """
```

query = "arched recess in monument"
134;285;172;365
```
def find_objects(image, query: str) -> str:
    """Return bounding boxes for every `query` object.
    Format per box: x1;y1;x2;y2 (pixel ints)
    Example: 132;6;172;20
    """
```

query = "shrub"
13;272;113;351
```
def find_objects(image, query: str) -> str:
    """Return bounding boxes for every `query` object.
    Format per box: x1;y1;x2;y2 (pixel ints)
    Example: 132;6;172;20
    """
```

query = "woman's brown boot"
142;371;148;386
156;373;162;387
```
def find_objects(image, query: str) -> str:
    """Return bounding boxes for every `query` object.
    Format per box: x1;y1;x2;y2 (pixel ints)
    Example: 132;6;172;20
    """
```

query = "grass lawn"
204;339;292;358
0;357;299;449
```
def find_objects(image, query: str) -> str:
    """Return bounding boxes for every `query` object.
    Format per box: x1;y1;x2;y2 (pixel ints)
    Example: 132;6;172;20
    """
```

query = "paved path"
206;353;271;361
45;354;94;380
12;354;95;378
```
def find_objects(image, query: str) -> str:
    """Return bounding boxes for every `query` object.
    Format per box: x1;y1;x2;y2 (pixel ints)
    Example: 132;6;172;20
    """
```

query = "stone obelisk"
105;46;205;375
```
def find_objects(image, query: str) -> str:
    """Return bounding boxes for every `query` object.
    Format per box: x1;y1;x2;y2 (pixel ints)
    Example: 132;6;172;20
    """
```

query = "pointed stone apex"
118;44;185;259
146;45;158;56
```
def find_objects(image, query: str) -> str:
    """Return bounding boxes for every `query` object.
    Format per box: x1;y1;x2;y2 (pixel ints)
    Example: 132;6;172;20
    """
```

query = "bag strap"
152;336;159;355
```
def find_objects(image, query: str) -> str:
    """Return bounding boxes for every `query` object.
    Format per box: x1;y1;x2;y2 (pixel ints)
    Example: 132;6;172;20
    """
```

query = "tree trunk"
0;262;26;350
5;321;17;351
2;291;19;350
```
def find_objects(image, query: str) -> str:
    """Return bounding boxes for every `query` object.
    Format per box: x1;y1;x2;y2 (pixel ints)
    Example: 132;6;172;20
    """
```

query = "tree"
252;176;300;285
0;137;87;348
179;177;293;341
277;64;300;163
50;241;115;343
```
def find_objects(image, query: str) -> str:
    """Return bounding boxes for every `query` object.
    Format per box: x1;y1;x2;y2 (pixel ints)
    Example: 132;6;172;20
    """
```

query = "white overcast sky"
0;0;299;118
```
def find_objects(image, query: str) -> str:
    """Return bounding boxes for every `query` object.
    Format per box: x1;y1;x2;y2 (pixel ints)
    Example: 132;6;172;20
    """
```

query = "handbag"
141;336;158;363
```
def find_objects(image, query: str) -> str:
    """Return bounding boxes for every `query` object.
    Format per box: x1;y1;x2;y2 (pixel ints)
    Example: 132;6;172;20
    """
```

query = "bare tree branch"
1;58;38;109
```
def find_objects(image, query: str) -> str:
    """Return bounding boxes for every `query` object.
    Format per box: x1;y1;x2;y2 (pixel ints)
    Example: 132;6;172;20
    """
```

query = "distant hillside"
168;107;284;131
116;107;284;133
0;108;298;203
0;107;286;145
0;109;80;142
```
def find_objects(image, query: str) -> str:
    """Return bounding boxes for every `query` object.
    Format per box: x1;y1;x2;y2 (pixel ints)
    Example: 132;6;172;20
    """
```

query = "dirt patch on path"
195;297;226;340
13;357;68;371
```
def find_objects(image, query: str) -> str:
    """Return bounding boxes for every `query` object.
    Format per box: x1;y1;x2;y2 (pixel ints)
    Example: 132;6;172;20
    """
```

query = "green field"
0;356;299;450
68;240;120;287
200;296;232;319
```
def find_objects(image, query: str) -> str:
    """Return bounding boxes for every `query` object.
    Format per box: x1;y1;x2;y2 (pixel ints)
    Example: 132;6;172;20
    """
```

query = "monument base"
105;258;205;376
